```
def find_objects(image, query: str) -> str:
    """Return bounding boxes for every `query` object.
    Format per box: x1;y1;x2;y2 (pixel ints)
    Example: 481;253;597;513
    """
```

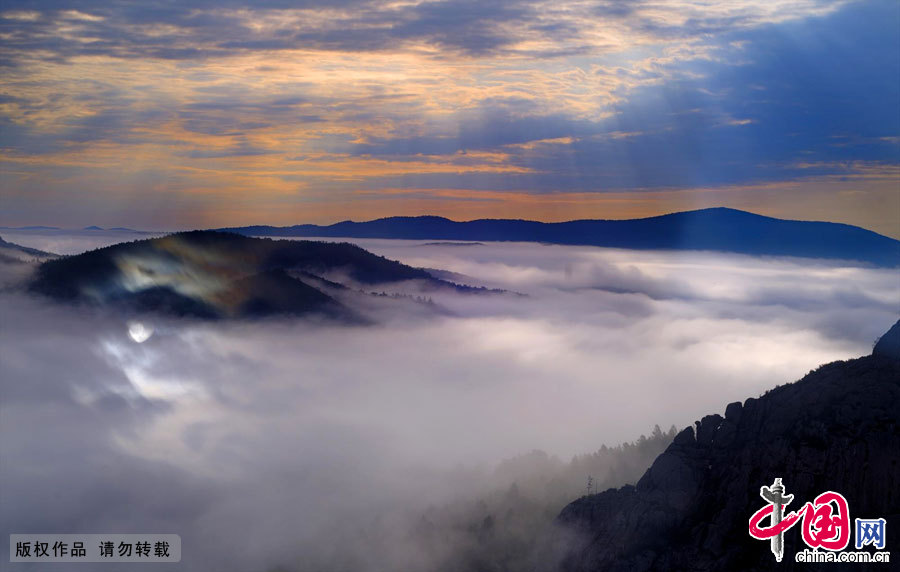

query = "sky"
1;0;899;236
1;235;898;570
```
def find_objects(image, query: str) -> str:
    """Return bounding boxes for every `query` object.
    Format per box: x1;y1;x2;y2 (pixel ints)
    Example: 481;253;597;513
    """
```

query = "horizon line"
2;206;898;241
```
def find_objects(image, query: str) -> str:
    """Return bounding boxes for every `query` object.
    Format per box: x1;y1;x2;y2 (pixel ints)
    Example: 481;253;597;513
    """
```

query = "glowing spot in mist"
127;321;153;343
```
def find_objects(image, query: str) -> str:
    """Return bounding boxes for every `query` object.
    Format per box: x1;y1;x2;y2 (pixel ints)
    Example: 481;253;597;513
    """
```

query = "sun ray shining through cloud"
0;0;897;236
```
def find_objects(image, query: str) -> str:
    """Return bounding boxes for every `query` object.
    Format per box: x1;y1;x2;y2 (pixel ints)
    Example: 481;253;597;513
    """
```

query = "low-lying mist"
1;233;897;571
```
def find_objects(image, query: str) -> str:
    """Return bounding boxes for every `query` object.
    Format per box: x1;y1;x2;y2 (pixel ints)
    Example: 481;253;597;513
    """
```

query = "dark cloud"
0;0;546;61
392;0;535;55
1;0;848;63
339;0;900;192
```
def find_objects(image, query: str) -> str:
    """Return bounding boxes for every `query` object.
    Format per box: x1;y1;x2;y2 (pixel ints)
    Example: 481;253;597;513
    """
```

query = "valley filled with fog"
1;230;897;571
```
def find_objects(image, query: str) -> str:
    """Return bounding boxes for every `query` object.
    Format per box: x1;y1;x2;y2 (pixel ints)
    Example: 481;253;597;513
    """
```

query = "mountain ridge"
218;208;900;267
0;236;59;264
553;319;900;571
26;230;491;320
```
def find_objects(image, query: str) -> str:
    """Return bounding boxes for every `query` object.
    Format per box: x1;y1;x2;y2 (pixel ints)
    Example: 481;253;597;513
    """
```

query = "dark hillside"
27;231;463;320
555;320;900;571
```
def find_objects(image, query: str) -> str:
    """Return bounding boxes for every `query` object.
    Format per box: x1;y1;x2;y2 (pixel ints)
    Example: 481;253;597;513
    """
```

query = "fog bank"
1;236;896;570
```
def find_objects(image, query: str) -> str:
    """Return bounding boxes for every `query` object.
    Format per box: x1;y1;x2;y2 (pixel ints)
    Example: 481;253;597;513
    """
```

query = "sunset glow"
1;0;898;236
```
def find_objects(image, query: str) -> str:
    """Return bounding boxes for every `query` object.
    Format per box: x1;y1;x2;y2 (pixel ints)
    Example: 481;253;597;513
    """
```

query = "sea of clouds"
1;230;897;571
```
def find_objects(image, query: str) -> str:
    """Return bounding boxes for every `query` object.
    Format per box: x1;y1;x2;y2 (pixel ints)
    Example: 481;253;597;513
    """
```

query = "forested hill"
27;231;485;320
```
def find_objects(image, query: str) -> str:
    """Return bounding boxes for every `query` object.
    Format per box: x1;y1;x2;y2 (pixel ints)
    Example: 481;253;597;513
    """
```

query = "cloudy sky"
1;0;898;235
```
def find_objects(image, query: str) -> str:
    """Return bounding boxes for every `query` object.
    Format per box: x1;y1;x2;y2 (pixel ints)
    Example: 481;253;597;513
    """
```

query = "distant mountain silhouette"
220;208;900;266
27;231;482;320
554;319;900;571
81;226;141;232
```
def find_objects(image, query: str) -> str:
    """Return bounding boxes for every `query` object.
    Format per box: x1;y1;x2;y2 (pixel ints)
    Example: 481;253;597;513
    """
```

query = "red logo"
749;478;852;562
799;491;851;550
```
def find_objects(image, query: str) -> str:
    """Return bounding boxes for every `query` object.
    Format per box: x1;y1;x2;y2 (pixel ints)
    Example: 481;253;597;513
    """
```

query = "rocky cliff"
555;320;900;571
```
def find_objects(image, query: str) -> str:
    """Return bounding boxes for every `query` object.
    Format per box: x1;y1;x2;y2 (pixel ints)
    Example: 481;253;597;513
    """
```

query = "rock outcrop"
556;320;900;571
873;320;900;360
